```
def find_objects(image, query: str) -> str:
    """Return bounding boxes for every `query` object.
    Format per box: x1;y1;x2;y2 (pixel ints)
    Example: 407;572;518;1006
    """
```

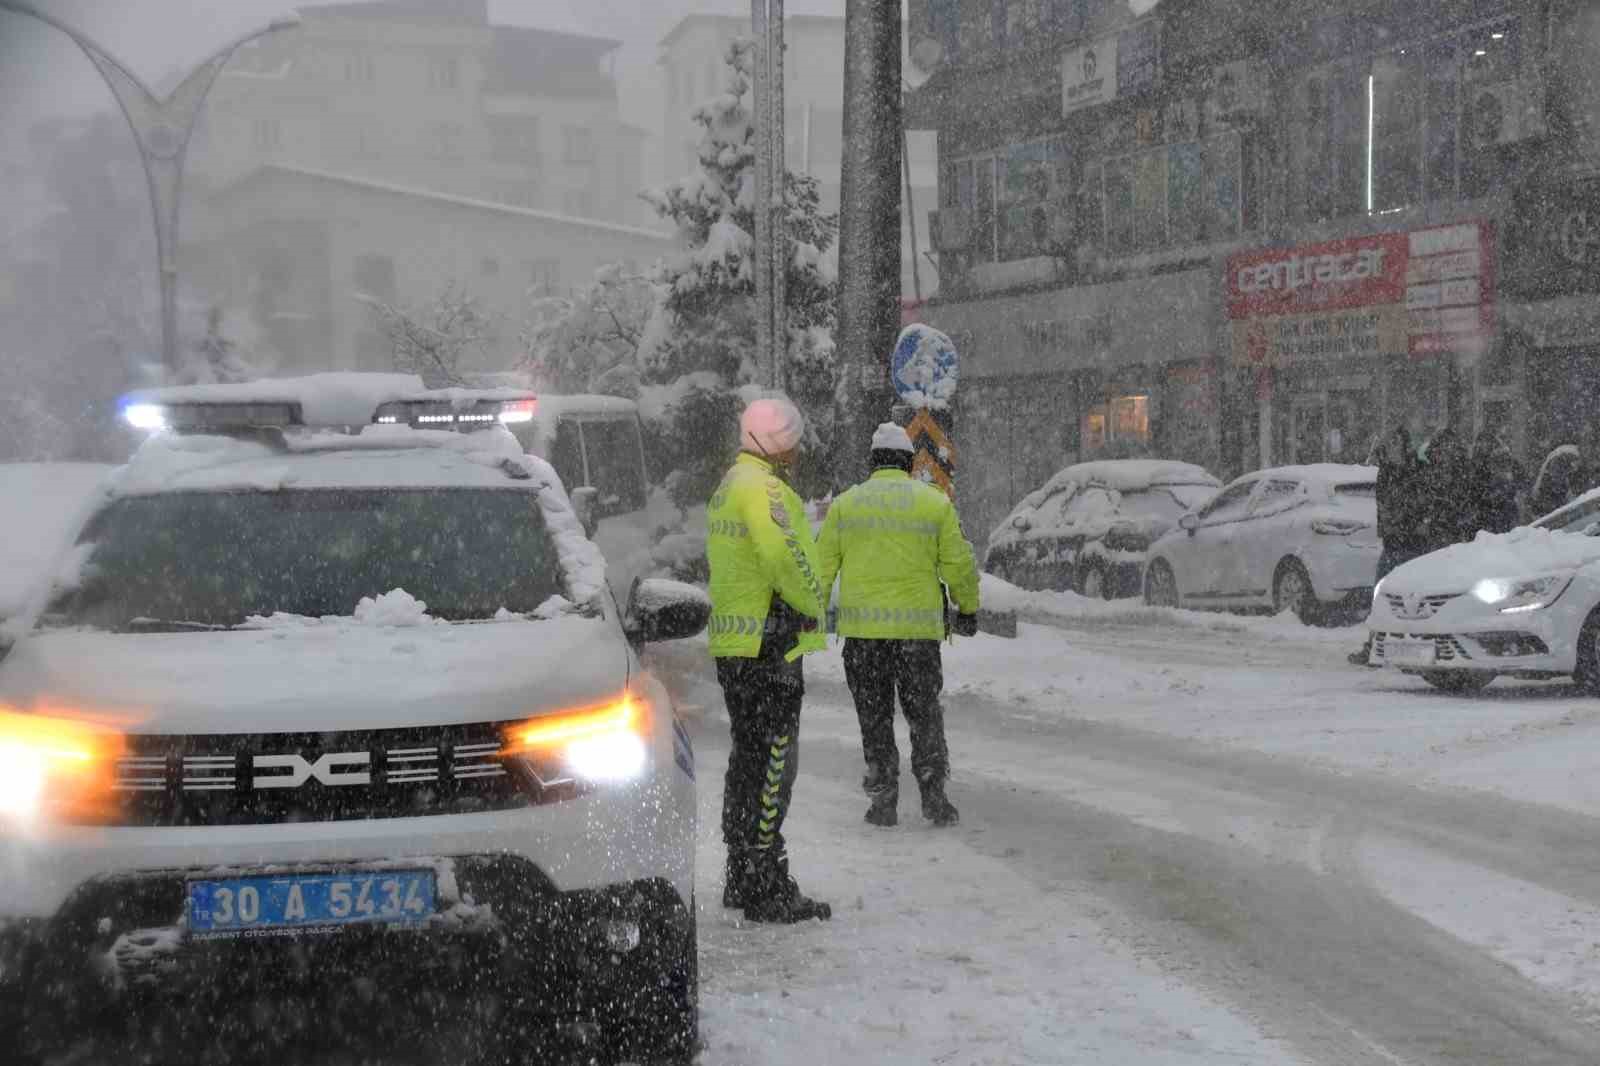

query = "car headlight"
1470;575;1573;613
0;709;124;825
502;694;648;786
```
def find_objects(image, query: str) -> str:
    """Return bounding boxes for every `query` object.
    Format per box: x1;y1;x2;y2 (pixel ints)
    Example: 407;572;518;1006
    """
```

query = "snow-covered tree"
637;37;840;507
520;265;655;397
362;284;493;387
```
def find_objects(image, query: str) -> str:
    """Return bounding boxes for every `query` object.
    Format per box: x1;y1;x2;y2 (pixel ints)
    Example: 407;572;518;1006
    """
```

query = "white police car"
0;374;707;1065
1369;489;1600;694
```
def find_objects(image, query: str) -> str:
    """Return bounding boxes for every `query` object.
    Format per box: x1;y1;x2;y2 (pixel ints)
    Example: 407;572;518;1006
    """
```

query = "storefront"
924;267;1217;549
1225;221;1499;468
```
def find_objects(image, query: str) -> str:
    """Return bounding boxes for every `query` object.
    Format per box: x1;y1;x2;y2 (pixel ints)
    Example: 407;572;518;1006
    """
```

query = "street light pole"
749;0;787;393
0;2;299;374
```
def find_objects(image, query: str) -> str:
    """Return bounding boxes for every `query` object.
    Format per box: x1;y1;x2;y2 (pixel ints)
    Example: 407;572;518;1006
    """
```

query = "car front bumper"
1368;602;1578;675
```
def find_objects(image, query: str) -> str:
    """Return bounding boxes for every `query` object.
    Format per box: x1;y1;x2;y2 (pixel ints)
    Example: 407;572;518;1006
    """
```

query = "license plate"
187;870;435;935
1386;639;1438;667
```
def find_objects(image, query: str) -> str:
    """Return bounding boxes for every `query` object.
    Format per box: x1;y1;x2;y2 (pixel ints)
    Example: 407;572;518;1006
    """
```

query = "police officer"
816;422;980;827
707;397;832;923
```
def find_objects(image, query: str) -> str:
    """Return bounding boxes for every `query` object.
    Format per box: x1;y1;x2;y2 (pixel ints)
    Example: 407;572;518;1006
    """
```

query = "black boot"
920;778;959;827
722;847;754;909
741;849;832;923
863;770;898;827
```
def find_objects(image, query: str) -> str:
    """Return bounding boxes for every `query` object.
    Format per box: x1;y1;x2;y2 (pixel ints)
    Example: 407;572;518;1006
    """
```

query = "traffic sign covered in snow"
890;324;959;409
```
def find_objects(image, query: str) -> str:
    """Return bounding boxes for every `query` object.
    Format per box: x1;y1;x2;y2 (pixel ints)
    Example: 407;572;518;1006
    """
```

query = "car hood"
0;614;628;735
1385;526;1600;592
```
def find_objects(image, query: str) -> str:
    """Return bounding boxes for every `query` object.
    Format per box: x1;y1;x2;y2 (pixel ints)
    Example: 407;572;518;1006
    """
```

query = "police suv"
0;375;707;1065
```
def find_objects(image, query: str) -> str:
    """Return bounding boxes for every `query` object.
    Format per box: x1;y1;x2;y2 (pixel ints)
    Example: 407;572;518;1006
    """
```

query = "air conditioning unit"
930;208;973;252
1465;78;1547;148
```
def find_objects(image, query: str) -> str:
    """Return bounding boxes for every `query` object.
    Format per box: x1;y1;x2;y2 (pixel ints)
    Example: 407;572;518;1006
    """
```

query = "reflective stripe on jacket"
816;468;980;640
706;453;828;660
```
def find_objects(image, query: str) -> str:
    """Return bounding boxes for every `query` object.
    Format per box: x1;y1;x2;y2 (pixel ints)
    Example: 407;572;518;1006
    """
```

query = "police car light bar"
120;401;303;433
371;395;537;429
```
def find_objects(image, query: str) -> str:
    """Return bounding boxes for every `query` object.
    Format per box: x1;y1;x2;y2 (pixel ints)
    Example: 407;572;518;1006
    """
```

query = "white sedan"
1143;464;1381;623
1368;490;1600;693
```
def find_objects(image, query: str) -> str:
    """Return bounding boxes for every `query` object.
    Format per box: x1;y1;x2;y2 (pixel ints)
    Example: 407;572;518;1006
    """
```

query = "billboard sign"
1227;223;1496;367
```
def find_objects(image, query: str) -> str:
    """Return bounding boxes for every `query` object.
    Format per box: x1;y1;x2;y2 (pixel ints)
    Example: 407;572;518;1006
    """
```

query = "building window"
427;55;460;91
1294;16;1523;221
351;254;396;305
491;181;541;209
425;121;464;161
487;116;541;165
481;257;500;277
1101;133;1242;256
344;52;375;83
353;122;382;159
1081;394;1150;452
525;259;561;294
991;0;1007;46
252;118;282;151
563;125;594;164
563;188;594;217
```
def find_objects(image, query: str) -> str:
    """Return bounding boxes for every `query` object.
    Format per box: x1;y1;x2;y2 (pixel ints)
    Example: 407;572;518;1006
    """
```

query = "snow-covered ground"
651;576;1600;1064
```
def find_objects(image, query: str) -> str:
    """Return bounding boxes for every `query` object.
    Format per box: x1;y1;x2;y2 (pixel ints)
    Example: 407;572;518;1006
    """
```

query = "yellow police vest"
705;453;828;660
816;468;981;640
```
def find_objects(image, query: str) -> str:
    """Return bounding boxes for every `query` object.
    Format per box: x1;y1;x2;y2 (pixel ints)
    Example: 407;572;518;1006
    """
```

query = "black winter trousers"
715;652;803;854
842;638;948;792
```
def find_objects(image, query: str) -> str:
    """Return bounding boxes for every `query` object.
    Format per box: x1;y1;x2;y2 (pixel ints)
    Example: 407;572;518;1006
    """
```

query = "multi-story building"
190;0;649;229
907;0;1600;551
659;13;940;300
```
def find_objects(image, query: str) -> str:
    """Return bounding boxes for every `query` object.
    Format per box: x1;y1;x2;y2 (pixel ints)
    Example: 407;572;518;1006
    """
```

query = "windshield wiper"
126;617;232;632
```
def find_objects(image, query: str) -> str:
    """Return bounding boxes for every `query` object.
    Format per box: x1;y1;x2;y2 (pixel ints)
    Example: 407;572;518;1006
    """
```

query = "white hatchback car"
1143;464;1381;623
1368;490;1600;693
0;375;706;1065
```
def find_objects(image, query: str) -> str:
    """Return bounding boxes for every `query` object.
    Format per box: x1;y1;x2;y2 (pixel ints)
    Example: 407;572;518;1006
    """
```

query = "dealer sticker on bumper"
188;870;435;936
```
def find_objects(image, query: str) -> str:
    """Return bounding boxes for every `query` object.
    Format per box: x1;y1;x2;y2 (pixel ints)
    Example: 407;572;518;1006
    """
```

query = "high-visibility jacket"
816;467;980;640
706;453;828;661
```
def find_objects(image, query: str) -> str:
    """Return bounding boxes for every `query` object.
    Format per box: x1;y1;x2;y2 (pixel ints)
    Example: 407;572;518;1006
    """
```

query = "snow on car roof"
106;425;609;605
1249;464;1377;487
1390;524;1600;589
127;373;535;428
1033;459;1221;497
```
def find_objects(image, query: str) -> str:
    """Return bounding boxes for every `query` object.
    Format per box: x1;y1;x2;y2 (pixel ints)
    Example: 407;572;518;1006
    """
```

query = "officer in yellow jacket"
707;397;831;922
817;422;980;827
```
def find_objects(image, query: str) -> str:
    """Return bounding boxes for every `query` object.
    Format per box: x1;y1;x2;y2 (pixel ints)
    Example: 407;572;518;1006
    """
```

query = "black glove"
953;612;979;637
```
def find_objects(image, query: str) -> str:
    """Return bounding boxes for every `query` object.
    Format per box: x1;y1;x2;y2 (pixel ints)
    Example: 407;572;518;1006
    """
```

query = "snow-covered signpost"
891;324;959;497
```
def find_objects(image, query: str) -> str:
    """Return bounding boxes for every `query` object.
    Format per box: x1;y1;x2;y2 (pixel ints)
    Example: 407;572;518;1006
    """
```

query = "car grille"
1372;632;1474;662
105;722;574;827
1384;592;1462;620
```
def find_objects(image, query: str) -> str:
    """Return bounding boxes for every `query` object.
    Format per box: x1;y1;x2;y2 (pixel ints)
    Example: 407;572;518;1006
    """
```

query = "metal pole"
769;0;787;394
835;0;902;487
902;121;922;303
749;0;773;392
0;2;298;375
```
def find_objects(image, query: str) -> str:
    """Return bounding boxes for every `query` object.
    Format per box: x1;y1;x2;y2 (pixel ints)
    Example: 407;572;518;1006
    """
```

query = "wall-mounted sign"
1061;20;1160;116
1226;222;1497;367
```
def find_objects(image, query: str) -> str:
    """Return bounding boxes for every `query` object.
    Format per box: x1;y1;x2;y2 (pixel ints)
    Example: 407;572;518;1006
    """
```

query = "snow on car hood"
1386;526;1600;591
0;613;627;735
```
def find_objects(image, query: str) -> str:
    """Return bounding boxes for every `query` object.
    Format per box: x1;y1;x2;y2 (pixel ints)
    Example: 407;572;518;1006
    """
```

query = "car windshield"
1536;494;1600;535
45;489;564;630
1115;487;1199;521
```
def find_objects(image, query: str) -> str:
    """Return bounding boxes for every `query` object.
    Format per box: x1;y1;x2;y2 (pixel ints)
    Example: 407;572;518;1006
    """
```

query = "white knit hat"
740;396;805;456
870;421;914;453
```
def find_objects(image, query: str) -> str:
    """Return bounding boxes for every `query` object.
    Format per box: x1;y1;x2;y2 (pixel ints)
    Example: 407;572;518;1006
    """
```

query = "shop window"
1081;394;1150;452
999;137;1072;260
1101;134;1241;256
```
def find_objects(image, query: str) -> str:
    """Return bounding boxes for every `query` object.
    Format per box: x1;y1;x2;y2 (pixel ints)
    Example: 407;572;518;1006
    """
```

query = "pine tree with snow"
637;37;839;507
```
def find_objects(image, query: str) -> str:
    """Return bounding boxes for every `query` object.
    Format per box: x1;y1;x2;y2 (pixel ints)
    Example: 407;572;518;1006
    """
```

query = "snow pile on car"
1391;525;1600;587
0;462;112;620
990;459;1220;547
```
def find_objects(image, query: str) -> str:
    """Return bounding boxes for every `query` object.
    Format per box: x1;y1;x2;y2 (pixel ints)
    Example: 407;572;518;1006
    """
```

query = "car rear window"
47;488;564;630
1334;483;1376;498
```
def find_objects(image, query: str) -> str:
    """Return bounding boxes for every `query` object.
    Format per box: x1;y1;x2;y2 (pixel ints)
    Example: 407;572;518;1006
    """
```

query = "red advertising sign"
1226;222;1496;367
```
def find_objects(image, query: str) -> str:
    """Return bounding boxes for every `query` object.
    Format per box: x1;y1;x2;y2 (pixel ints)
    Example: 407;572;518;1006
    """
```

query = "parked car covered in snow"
984;460;1221;599
1143;464;1380;623
0;375;706;1064
1367;489;1600;693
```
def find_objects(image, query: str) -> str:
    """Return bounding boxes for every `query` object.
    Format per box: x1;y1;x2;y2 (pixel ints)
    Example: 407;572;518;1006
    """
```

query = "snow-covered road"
654;595;1600;1065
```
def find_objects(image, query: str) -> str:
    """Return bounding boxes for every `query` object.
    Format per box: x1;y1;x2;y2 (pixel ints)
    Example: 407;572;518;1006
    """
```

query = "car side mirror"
1012;514;1032;532
623;577;711;645
1178;512;1199;534
571;486;601;538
